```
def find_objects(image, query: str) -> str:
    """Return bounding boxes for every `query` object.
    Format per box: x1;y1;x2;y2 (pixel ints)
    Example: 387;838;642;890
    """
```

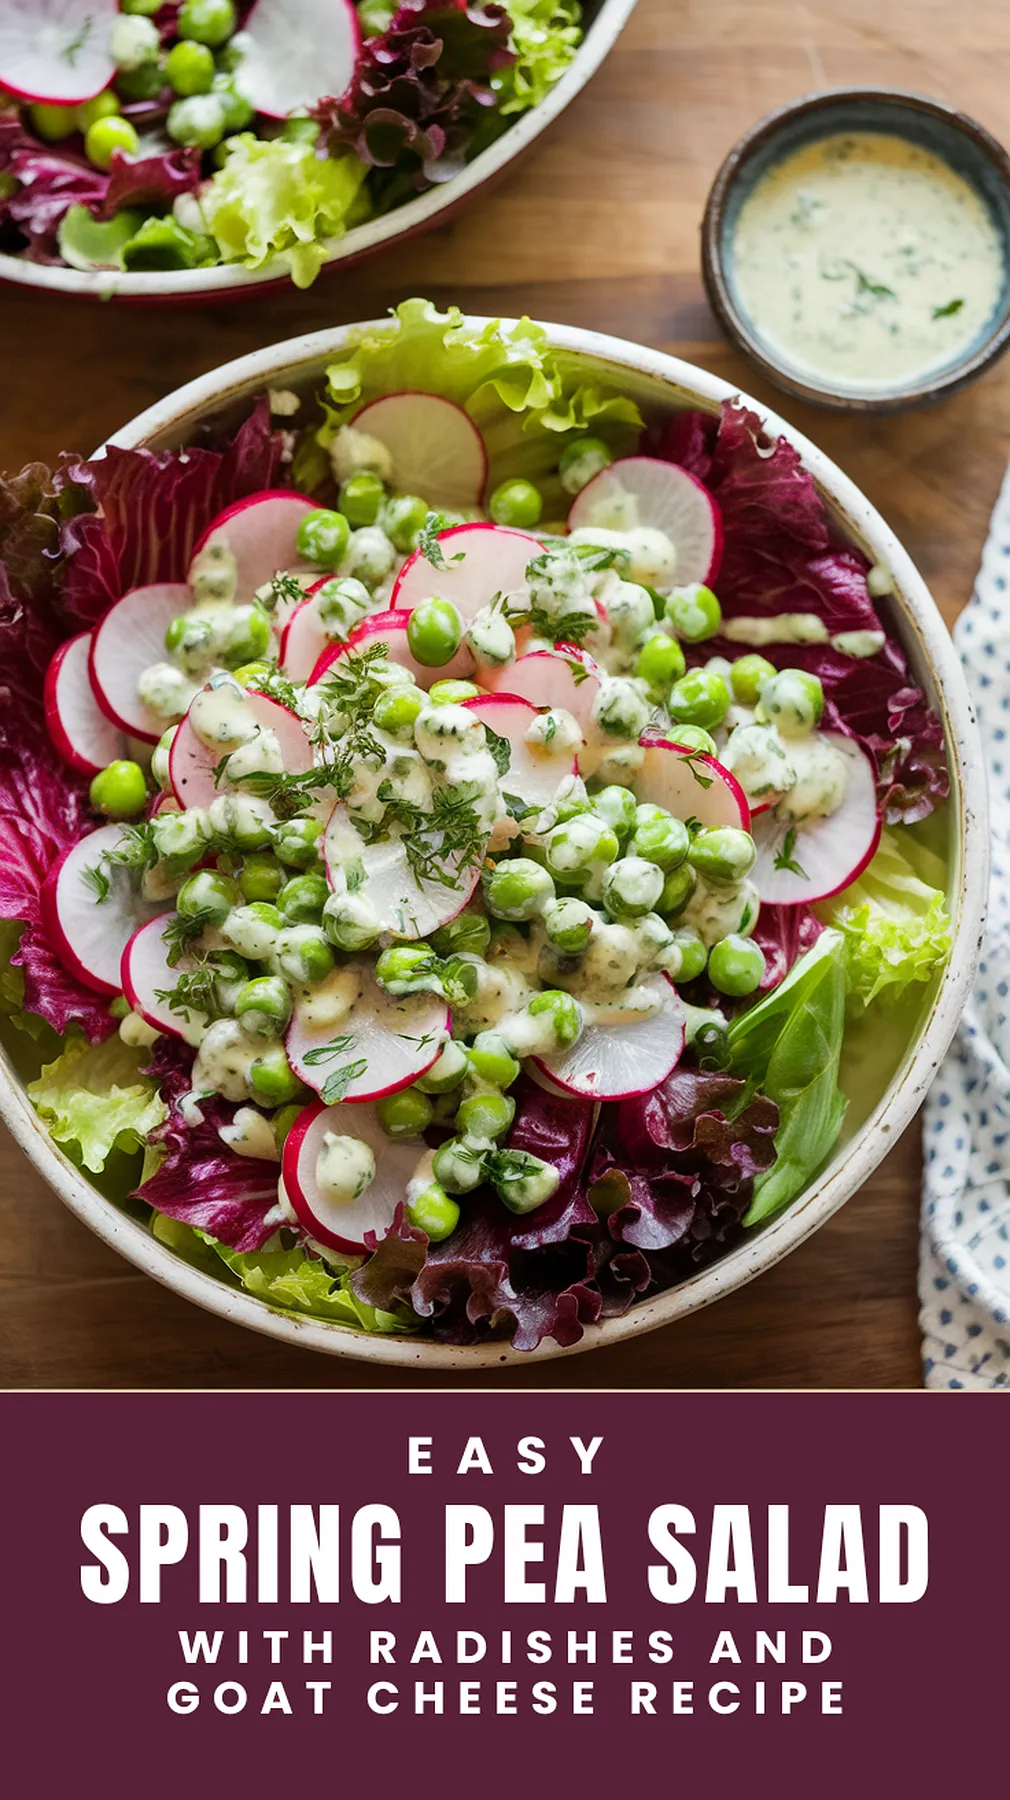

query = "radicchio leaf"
0;114;106;262
503;1074;597;1249
752;903;825;991
98;144;202;220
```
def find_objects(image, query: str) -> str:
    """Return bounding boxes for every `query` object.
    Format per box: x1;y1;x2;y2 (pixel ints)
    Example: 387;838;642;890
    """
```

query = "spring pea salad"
0;305;953;1351
0;1;582;286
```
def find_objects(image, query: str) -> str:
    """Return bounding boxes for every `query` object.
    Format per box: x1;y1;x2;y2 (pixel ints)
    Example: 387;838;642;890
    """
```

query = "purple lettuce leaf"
751;903;825;991
98;144;202;220
0;114;107;261
503;1074;597;1249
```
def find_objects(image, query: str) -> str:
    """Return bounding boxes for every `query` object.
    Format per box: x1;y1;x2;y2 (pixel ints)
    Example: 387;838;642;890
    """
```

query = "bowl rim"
701;85;1010;413
0;0;639;306
0;315;989;1370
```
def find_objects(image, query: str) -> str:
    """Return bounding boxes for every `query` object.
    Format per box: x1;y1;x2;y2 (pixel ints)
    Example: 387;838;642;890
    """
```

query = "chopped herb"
396;1030;440;1053
484;725;512;778
774;825;807;880
63;17;92;66
377;780;489;891
417;512;465;570
933;298;965;319
502;792;530;822
162;908;220;967
525;604;597;647
852;267;896;300
322;1059;368;1103
563;655;591;686
154;962;221;1020
264;572;307;614
82;862;111;902
682;752;714;791
302;1034;358;1065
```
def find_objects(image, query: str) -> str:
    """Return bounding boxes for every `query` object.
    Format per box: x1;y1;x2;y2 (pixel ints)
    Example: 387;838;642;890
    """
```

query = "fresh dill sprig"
774;825;807;879
82;862;110;903
376;780;489;891
484;725;512;778
154;961;221;1020
263;572;308;614
417;512;465;571
162;908;220;968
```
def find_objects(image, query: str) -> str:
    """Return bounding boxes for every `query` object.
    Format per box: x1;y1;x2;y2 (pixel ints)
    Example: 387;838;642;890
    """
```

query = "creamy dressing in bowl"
729;131;1006;394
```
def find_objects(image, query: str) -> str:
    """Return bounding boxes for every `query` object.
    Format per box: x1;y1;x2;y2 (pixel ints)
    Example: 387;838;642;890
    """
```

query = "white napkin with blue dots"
920;465;1010;1389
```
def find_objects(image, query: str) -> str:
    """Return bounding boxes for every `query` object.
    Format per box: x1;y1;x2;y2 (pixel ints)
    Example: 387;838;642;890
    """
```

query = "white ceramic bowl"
0;318;988;1367
0;0;637;304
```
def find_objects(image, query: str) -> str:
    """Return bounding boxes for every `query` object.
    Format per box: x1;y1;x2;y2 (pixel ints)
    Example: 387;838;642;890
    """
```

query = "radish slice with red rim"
45;632;126;775
750;733;881;905
0;0;118;105
191;489;317;605
352;395;488;512
461;692;577;813
278;578;334;682
390;522;541;620
169;687;314;810
568;456;723;586
89;583;193;744
532;972;685;1101
324;802;482;940
237;0;360;120
632;737;751;831
121;915;207;1046
308;610;477;690
483;645;603;743
282;1098;422;1255
286;966;448;1103
41;824;167;997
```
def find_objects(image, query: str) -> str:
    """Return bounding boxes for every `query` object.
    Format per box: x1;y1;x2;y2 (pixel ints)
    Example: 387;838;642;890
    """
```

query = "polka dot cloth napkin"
920;464;1010;1390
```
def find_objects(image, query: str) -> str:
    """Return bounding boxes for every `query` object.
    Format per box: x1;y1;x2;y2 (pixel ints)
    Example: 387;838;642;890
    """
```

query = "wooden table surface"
0;0;1004;1390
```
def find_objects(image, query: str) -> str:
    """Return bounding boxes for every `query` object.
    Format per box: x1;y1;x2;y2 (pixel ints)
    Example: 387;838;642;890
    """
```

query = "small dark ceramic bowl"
702;88;1010;412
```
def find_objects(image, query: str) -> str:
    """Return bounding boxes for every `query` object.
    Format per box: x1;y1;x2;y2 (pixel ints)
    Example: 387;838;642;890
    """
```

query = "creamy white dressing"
723;614;885;658
731;131;1005;392
315;1131;376;1207
219;1107;279;1162
189;683;258;751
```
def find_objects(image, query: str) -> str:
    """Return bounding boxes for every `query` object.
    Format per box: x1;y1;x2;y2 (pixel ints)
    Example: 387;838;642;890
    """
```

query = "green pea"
166;93;227;150
665;583;722;643
211;949;249;989
631;804;690;871
89;759;147;820
688;826;756;887
84;114;140;169
594;677;651;740
234;975;292;1039
151;807;211;870
543;895;596;954
221;902;282;960
279;115;319;146
377;1088;435;1139
296;508;351;571
28;103;77;141
405;1182;459;1243
278;874;329;924
467;1031;521;1090
176;870;239;924
248;1045;305;1107
211;72;254;132
273;816;323;869
432;1137;487;1195
757;669;824;738
489;479;543;529
375;943;437;991
544;815;619;877
668;927;708;982
238;853;284;903
456;1090;515;1140
321;891;380;952
602;856;665;921
635;631;686;694
316;576;371;639
358;0;396;36
731;653;777;707
381;494;430;552
272;1102;306;1153
165;39;215;95
528;987;583;1049
708;933;766;997
430;911;491;959
406;598;463;668
669;724;717;756
414;1039;469;1094
491;1148;559;1214
114;58;166;101
668;668;731;730
75;93;122;131
109;993;131;1019
482;858;555;922
428;679;481;706
121;0;162;12
371;684;425;739
277;928;334;986
339;471;386;528
222;604;270;667
559;436;613;497
591;785;638;844
659;861;697;916
178;0;236;46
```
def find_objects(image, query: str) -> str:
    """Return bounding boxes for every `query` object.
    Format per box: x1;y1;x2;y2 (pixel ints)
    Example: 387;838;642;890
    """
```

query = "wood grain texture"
0;0;1002;1390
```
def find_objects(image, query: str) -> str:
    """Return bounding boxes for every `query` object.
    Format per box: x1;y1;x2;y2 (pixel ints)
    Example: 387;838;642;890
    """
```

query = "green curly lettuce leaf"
819;827;952;1009
192;136;370;289
202;1236;418;1332
0;920;49;1043
27;1030;166;1174
318;297;642;515
494;1;583;116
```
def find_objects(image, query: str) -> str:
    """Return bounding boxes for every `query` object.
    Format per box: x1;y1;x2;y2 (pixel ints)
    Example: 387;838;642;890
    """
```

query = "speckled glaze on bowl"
0;319;988;1368
0;0;638;307
702;88;1010;412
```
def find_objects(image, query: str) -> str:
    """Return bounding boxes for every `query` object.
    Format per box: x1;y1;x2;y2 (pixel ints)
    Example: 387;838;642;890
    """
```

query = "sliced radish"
45;632;126;776
352;395;487;512
282;1099;421;1255
0;0;118;106
324;802;482;940
309;609;477;691
191;489;317;605
632;738;751;832
750;733;881;905
532;973;685;1101
89;583;193;744
286;967;447;1103
390;522;540;623
461;693;576;813
235;0;359;121
169;687;315;810
279;579;332;683
483;646;604;744
121;916;207;1047
568;457;723;586
41;824;167;997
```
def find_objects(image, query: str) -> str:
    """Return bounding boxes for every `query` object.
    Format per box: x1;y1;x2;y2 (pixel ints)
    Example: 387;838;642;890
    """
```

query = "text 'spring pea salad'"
3;305;954;1350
